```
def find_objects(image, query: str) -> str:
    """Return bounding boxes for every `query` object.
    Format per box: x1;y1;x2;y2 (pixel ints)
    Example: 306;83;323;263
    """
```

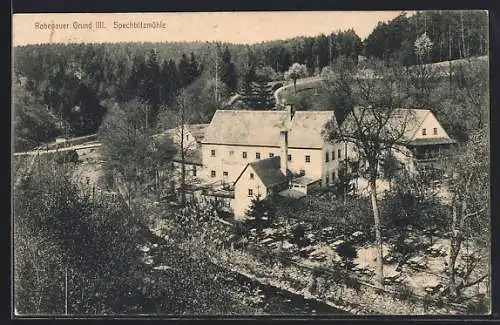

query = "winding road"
273;76;324;108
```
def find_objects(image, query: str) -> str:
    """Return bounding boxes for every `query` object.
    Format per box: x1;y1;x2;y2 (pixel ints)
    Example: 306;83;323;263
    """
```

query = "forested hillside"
363;10;488;65
13;10;487;151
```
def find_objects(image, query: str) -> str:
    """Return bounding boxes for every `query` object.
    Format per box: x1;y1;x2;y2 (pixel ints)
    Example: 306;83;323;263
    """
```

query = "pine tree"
161;59;181;106
178;53;192;87
238;81;275;110
144;49;162;123
189;52;201;81
220;47;237;92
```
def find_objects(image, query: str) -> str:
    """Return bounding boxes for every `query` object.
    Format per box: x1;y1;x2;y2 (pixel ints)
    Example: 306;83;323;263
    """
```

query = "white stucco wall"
170;127;199;151
411;112;450;140
232;165;267;219
201;143;334;185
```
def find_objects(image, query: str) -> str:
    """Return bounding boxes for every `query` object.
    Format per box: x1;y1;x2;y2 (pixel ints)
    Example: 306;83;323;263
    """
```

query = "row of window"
211;169;338;182
325;149;342;162
210;170;229;178
325;171;336;184
246;172;339;196
210;149;314;163
422;128;438;136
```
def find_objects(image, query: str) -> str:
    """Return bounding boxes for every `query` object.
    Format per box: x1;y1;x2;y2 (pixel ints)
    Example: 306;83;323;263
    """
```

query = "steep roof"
186;124;209;142
203;110;336;149
289;111;336;148
234;156;288;188
343;107;441;142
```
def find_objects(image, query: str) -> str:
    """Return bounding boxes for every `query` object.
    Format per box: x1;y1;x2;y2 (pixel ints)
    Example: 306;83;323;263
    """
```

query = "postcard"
12;11;490;317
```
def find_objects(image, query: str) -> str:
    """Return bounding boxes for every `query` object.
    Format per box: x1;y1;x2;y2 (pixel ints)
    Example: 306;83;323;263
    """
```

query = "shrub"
336;241;358;269
466;296;490;314
244;195;276;230
291;223;310;248
55;150;79;164
392;283;418;303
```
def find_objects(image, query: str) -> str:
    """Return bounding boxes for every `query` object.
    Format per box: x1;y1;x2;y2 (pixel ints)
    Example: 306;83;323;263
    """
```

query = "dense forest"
364;11;488;65
12;10;488;151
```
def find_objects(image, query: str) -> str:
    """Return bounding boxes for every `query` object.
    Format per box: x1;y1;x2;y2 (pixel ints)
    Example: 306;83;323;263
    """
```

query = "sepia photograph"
12;10;490;317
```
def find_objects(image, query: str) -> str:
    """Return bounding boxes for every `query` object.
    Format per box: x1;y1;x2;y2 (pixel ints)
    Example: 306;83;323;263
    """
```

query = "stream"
144;229;348;315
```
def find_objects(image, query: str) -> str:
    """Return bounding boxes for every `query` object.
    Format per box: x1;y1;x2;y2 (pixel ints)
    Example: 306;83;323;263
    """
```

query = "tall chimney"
280;130;288;177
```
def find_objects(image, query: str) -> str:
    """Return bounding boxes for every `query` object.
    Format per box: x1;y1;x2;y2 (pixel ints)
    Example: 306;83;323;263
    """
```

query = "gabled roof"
342;107;444;142
203;110;336;149
185;124;209;142
234;156;288;188
153;124;209;143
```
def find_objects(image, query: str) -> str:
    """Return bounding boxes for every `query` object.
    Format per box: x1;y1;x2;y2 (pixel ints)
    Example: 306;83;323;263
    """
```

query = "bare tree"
444;129;489;299
453;57;489;130
99;100;160;208
323;60;416;289
407;32;438;108
157;91;199;205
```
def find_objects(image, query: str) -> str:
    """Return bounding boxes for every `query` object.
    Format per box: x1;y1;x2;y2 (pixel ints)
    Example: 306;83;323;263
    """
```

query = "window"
211;149;216;157
332;171;336;180
325;152;329;162
325;175;329;185
256;152;261;159
332;151;335;161
192;166;197;177
300;169;305;176
269;153;274;158
288;154;292;161
248;189;253;197
223;171;228;177
422;128;427;136
305;155;311;163
433;127;438;135
250;172;254;180
338;149;341;159
242;151;247;159
229;150;234;156
211;170;216;178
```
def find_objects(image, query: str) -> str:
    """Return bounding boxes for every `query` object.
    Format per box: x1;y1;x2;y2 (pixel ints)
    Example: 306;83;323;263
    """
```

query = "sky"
12;11;412;46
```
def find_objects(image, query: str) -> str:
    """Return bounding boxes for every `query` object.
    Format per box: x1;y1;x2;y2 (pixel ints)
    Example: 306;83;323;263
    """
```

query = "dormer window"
422;128;427;136
433;127;438;135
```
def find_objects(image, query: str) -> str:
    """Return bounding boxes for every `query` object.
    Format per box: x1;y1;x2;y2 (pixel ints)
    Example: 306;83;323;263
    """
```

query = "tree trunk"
369;175;384;289
65;266;68;315
155;168;160;201
448;203;461;298
293;79;297;93
448;27;453;97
